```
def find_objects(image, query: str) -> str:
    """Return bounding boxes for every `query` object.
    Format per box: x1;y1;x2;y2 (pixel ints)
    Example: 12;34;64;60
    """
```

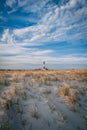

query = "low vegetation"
31;104;38;119
0;70;87;130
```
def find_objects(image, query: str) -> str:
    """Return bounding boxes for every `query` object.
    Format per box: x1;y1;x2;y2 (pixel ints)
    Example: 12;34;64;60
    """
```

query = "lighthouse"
42;61;48;70
43;61;45;70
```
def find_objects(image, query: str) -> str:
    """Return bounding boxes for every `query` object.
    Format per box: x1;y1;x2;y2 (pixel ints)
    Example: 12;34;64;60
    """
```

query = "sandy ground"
0;70;87;130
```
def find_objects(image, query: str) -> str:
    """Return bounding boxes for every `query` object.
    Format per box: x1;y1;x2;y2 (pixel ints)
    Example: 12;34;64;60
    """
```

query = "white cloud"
8;8;18;14
0;44;25;55
4;0;86;45
1;29;14;44
0;54;87;66
6;0;16;8
18;0;29;7
22;0;48;13
13;25;48;36
13;24;51;44
0;42;54;58
13;27;30;36
6;0;49;15
13;0;87;44
32;50;53;56
69;0;76;7
60;0;87;9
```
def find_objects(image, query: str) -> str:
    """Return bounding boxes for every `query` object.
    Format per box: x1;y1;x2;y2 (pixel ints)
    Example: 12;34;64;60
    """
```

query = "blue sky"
0;0;87;69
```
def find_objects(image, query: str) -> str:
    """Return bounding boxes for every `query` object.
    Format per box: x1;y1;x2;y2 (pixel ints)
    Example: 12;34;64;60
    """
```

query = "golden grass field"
0;70;87;130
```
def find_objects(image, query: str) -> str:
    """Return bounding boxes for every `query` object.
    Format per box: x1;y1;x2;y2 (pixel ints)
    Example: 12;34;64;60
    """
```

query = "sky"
0;0;87;70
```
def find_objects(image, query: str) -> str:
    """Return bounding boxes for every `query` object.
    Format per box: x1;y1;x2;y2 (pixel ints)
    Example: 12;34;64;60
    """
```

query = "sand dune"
0;70;87;130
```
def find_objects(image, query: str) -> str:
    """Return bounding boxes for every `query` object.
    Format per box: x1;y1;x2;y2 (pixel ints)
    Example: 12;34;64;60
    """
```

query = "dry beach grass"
0;70;87;130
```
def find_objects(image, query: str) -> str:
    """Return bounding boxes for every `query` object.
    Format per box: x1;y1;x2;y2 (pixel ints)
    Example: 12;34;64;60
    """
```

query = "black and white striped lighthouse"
43;61;45;70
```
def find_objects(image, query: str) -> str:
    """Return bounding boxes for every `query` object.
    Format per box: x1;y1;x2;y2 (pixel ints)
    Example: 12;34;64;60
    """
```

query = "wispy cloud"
6;0;16;8
1;55;87;67
1;29;14;44
11;0;87;44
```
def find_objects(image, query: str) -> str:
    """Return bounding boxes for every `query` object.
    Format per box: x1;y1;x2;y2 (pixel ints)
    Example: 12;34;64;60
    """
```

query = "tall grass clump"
31;104;38;119
5;99;12;110
0;77;10;86
60;86;69;96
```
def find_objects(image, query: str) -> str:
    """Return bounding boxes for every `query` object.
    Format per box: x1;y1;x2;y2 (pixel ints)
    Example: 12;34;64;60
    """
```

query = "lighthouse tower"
43;61;45;70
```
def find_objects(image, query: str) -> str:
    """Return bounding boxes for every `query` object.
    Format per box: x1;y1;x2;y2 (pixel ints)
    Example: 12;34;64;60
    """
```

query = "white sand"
0;70;87;130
